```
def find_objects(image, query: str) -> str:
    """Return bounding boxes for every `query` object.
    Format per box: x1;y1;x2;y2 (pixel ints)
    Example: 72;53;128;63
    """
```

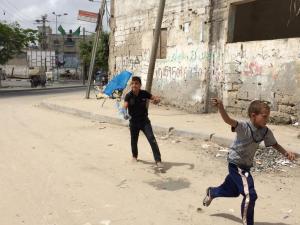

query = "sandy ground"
0;93;299;225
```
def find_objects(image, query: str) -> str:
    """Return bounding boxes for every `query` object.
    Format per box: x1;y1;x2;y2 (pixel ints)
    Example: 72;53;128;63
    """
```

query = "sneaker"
203;187;213;207
156;161;164;169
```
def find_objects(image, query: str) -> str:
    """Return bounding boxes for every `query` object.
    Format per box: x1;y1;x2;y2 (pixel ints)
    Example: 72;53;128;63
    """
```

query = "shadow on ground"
138;160;194;172
138;160;194;191
211;213;290;225
145;177;191;191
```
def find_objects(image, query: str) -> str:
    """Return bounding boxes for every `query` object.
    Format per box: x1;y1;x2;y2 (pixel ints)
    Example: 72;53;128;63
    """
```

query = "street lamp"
52;12;68;81
52;12;68;36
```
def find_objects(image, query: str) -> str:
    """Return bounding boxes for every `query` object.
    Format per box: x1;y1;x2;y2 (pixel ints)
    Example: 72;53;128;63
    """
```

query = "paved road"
0;86;86;98
0;92;299;225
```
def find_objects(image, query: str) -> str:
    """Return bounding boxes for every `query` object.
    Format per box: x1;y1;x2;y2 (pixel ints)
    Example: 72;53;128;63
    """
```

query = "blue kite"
103;70;132;97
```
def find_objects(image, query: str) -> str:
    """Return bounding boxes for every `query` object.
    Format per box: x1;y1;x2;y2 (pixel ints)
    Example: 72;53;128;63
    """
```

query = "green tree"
79;32;109;73
0;22;38;65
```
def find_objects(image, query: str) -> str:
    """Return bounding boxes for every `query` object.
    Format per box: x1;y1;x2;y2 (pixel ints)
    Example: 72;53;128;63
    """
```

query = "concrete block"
197;7;206;15
270;111;292;124
225;106;243;114
278;105;297;115
237;91;248;100
275;94;296;106
232;83;241;91
227;91;237;100
247;90;260;101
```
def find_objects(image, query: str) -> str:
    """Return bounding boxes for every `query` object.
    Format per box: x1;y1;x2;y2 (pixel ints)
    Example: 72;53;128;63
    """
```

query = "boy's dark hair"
248;100;270;117
131;76;141;84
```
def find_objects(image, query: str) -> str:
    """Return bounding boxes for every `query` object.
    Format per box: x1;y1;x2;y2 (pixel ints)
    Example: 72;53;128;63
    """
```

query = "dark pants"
129;121;161;162
210;164;257;225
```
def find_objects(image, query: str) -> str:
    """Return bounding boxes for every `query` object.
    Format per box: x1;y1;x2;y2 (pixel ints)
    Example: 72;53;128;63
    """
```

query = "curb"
40;101;233;148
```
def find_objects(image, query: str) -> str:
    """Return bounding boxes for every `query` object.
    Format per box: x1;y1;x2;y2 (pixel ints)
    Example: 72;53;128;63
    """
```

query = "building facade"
109;0;300;123
38;26;84;69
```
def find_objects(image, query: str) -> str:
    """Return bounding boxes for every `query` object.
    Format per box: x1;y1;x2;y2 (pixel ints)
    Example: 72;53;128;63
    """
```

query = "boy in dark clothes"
123;76;163;168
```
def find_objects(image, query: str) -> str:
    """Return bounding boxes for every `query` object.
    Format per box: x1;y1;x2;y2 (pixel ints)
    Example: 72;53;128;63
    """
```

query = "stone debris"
186;120;194;123
201;144;210;149
196;207;203;212
281;209;293;219
160;127;175;140
160;135;169;140
212;145;297;172
253;147;297;172
218;147;229;153
100;220;111;225
214;147;229;158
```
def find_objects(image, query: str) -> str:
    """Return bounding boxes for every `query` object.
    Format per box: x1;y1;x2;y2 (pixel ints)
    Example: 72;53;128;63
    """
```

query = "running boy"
123;76;163;168
203;99;296;225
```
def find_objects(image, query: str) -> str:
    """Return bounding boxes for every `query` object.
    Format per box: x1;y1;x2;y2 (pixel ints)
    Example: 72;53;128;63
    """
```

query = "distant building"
37;26;92;69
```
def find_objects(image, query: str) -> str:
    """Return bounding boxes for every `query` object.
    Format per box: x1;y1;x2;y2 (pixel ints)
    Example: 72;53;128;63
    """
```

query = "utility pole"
82;27;87;85
85;0;106;99
35;15;48;50
35;15;48;74
109;0;116;75
204;0;214;113
145;0;166;95
42;15;46;50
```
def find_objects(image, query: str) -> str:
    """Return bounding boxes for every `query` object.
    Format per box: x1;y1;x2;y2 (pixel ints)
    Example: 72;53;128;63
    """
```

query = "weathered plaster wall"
4;54;28;78
223;39;300;123
110;0;211;112
110;0;300;122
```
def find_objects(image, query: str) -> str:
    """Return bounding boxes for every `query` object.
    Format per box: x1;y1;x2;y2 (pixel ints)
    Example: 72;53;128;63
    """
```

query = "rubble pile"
254;147;297;172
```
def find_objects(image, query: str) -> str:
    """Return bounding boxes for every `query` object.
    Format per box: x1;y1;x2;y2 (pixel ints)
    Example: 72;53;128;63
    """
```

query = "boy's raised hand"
211;98;222;107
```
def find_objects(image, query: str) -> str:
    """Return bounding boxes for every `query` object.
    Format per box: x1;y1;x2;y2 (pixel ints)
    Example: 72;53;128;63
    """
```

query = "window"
228;0;300;43
156;28;167;59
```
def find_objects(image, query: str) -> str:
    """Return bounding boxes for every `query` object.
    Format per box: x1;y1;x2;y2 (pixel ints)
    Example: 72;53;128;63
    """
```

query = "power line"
2;0;29;21
4;0;34;21
0;3;33;23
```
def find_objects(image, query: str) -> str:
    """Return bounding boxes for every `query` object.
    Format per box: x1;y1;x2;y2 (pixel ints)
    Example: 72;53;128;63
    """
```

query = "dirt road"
0;93;299;225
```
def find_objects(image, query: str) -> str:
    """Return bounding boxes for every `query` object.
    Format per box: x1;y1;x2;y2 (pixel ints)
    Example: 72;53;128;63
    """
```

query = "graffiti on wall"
169;48;221;63
154;65;203;81
224;46;287;79
115;48;151;71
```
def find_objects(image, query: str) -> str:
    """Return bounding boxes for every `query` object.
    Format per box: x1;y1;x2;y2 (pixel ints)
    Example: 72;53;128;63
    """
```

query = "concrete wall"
109;0;300;123
4;53;28;78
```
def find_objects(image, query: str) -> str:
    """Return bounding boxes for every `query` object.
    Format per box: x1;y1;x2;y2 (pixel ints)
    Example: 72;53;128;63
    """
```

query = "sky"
0;0;110;34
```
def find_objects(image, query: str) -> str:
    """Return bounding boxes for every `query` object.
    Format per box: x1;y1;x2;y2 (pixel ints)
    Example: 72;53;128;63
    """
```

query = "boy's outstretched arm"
272;143;296;161
211;98;237;128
